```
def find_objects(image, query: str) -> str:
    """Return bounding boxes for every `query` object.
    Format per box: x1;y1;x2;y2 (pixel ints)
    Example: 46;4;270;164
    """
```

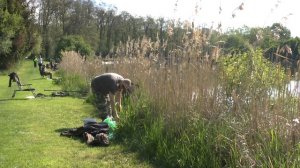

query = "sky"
97;0;299;37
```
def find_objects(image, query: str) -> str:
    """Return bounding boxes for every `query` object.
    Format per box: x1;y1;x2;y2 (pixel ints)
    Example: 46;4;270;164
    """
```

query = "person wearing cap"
91;73;131;120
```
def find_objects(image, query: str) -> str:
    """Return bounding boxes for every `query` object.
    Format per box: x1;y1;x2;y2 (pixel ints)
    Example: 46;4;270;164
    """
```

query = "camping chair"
8;72;37;98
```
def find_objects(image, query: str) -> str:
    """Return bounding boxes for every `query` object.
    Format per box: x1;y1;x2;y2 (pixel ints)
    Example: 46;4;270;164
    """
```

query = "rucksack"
60;122;110;146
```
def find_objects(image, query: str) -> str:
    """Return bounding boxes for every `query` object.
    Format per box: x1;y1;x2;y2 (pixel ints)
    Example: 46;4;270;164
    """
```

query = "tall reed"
58;33;300;167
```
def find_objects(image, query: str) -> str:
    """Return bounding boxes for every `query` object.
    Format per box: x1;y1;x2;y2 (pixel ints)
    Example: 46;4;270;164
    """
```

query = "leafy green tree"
0;10;22;56
38;0;98;59
284;38;299;58
55;35;92;60
34;0;297;69
95;5;106;55
220;50;286;97
270;23;291;41
39;0;53;59
223;30;252;54
0;0;38;69
144;17;159;41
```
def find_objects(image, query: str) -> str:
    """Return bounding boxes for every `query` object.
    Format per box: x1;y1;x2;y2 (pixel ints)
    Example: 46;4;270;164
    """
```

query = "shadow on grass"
0;95;52;101
55;128;72;133
32;78;44;80
112;139;162;168
0;98;29;101
55;127;86;143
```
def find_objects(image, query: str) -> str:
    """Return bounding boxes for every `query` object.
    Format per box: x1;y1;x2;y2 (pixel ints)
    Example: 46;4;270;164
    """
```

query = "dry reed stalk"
58;24;300;156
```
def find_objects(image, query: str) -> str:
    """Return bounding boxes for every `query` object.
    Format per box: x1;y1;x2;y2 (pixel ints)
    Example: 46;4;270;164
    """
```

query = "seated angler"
40;65;52;79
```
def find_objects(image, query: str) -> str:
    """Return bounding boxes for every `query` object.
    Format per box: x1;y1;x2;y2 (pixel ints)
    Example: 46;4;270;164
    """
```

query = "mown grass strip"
0;60;152;168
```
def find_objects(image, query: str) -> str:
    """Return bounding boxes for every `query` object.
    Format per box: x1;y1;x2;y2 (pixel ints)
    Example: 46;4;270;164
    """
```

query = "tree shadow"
32;78;44;80
0;98;29;101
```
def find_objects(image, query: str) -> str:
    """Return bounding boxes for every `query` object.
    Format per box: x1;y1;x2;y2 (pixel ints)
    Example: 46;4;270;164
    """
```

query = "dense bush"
219;50;286;97
0;0;38;69
55;35;92;61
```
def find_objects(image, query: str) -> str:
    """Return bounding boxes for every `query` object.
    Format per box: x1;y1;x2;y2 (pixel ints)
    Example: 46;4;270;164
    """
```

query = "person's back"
91;73;124;95
8;72;22;88
91;73;131;120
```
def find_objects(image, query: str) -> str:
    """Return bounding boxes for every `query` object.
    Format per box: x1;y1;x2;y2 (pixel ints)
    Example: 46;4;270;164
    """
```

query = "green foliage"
55;35;92;60
0;0;38;69
0;11;22;54
31;33;42;58
57;70;89;95
223;31;252;54
219;50;286;96
55;51;300;167
285;37;300;59
250;129;300;167
0;10;23;69
270;23;291;41
116;92;238;168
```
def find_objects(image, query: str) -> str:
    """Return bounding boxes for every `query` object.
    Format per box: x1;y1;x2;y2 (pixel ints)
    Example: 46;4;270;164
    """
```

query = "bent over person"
8;72;22;88
91;73;131;120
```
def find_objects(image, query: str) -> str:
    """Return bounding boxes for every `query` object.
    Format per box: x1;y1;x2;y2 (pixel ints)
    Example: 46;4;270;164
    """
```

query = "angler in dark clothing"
37;55;43;69
91;73;131;120
40;65;52;79
8;72;22;88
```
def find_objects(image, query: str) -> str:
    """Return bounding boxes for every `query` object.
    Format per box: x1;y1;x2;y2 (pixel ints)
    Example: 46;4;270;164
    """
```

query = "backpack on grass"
60;122;110;146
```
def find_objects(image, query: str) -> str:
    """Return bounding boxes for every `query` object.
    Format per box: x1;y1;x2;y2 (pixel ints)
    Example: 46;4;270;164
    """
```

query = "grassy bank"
0;60;152;168
58;51;300;167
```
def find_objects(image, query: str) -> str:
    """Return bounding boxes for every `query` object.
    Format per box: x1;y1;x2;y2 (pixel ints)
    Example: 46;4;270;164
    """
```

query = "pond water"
271;80;300;98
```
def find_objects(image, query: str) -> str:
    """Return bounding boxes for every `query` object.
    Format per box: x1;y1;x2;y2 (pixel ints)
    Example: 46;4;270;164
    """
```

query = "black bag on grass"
60;122;110;146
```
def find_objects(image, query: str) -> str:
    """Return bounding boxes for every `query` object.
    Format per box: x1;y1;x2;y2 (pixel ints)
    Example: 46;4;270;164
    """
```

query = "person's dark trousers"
94;93;111;120
38;64;43;76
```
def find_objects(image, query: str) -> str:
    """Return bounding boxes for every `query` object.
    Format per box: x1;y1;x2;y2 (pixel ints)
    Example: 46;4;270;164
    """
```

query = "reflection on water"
272;80;300;98
287;80;300;96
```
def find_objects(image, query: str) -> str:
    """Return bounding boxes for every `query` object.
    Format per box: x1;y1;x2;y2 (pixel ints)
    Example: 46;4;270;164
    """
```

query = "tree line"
1;0;299;71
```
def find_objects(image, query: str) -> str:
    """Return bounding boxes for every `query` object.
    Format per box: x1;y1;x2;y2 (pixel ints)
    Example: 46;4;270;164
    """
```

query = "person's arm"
115;90;122;112
109;93;118;119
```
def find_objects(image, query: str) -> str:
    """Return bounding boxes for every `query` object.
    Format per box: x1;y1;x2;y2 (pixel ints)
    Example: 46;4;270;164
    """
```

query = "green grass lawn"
0;60;152;168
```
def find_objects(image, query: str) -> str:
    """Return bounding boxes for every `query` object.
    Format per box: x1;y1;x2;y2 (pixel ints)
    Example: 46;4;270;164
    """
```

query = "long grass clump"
114;51;300;167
